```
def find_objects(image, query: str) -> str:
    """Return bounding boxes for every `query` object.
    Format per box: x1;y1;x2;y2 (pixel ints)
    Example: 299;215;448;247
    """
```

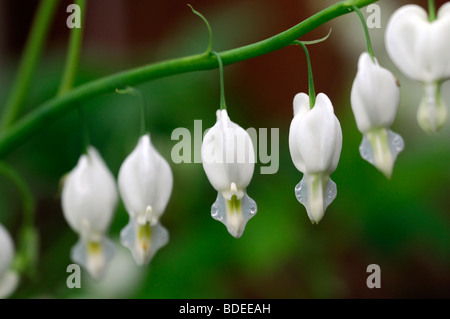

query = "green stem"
0;163;34;226
0;0;377;159
428;0;436;22
116;87;147;135
212;52;227;110
0;0;59;131
77;106;90;154
0;162;37;277
351;5;375;61
188;4;213;55
293;41;316;108
58;0;86;95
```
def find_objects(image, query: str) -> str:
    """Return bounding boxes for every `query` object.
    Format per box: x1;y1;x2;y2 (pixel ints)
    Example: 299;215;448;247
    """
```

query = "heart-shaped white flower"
289;93;342;224
201;109;257;238
386;3;450;133
62;146;118;279
351;52;404;178
118;134;172;266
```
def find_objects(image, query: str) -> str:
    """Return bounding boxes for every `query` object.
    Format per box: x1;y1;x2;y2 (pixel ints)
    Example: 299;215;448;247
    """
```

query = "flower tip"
376;160;393;180
228;228;244;239
307;209;324;225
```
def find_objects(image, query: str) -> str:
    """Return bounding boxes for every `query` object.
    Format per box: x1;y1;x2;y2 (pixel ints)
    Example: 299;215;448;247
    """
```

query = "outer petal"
351;52;400;133
291;94;342;174
201;110;255;196
386;4;450;82
0;271;19;299
289;93;310;173
0;224;18;299
120;219;169;266
385;5;429;81
62;147;118;240
426;3;450;81
0;224;14;277
118;134;173;224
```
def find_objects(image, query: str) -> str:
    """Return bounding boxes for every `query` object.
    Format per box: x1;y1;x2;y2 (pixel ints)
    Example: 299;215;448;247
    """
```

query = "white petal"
0;271;19;299
290;93;342;174
289;93;310;173
359;128;404;179
201;110;255;193
294;173;337;224
0;224;14;278
71;236;115;280
385;5;429;81
351;52;400;133
120;219;169;266
293;92;310;117
211;190;257;238
62;147;118;239
417;82;448;134
386;4;450;82
118;134;173;224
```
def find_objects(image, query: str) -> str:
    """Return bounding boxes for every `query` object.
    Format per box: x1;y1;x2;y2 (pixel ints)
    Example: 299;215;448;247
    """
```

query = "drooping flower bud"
351;52;404;178
385;3;450;133
201;109;257;238
0;224;19;299
118;134;171;265
289;93;342;224
62;146;118;279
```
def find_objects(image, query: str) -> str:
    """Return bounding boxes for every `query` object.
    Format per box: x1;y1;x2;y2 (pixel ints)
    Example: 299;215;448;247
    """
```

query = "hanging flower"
118;134;171;266
0;224;19;299
289;93;342;224
61;146;118;279
201;109;257;238
351;52;404;178
385;3;450;133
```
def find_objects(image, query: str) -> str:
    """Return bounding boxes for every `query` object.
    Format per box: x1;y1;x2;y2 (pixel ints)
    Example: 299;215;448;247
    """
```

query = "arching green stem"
293;41;316;108
212;52;227;110
187;4;213;55
351;5;375;62
0;0;378;158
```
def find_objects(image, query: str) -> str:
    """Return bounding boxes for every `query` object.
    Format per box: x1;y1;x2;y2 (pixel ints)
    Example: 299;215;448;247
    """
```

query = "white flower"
201;109;257;238
351;52;404;178
62;146;118;279
385;3;450;133
0;224;19;299
118;134;171;266
289;93;342;224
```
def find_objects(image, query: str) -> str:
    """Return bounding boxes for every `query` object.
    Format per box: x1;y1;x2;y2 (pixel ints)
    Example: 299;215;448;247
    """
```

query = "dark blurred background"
0;0;449;298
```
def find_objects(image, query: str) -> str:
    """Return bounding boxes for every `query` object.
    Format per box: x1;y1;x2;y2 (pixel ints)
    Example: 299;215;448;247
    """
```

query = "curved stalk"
0;0;377;158
0;0;59;131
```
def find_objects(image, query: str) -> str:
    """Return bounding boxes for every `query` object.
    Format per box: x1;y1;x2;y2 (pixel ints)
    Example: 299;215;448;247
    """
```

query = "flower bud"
118;134;172;265
351;52;404;178
201;109;257;238
62;146;118;279
289;93;342;223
